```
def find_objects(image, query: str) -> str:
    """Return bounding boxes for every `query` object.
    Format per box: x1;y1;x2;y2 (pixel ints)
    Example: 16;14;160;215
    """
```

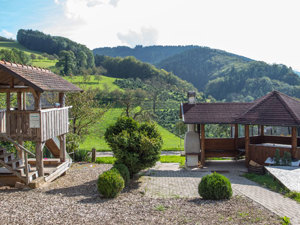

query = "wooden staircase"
0;148;38;184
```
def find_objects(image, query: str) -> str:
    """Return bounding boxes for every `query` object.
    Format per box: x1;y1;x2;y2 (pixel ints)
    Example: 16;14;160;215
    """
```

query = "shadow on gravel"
188;198;231;206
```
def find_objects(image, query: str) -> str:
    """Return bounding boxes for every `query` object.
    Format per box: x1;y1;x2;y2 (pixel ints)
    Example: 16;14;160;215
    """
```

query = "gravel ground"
0;163;281;225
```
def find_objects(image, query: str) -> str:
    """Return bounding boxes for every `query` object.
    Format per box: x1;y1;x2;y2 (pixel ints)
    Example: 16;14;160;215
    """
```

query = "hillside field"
0;41;57;68
64;75;122;91
65;75;184;151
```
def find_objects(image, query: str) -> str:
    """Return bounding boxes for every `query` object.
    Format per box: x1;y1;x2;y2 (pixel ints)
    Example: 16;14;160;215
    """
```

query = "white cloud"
117;27;158;47
47;0;300;70
0;29;15;39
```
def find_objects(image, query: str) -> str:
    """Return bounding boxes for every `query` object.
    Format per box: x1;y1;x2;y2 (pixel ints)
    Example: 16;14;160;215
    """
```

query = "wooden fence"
0;107;69;142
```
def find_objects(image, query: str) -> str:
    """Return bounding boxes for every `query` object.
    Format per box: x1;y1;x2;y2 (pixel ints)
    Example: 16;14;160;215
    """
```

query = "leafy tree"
56;50;76;76
66;89;110;137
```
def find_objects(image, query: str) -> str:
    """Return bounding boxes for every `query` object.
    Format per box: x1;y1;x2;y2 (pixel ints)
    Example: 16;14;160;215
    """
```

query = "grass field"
79;107;184;151
64;75;122;91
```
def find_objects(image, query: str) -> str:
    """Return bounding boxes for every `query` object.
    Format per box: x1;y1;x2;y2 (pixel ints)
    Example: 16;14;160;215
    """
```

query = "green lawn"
64;75;122;91
79;107;184;151
94;155;185;167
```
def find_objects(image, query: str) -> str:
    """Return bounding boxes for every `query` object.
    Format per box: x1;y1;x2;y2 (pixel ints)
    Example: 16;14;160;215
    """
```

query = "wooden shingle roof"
181;102;252;124
181;91;300;126
0;61;82;92
234;91;300;126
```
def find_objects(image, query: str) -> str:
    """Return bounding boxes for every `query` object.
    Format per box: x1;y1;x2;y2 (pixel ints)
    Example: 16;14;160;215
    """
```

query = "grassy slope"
79;107;184;151
0;41;57;68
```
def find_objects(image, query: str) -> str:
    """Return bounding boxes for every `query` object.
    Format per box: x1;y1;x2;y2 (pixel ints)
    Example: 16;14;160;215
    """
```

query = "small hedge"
113;163;130;185
198;172;232;200
97;169;125;198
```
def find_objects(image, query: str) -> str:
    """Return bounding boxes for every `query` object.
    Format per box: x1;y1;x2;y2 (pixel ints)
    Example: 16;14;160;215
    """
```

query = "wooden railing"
40;107;69;142
0;107;70;142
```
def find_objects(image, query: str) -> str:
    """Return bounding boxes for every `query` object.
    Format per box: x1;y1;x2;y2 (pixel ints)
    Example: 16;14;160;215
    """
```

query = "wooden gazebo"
181;91;300;167
0;61;82;186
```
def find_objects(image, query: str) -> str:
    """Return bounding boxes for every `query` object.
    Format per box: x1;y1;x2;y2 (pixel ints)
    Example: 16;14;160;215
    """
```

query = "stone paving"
141;160;300;225
265;166;300;192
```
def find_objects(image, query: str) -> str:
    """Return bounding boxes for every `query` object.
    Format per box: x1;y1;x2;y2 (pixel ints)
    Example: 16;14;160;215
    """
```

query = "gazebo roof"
181;91;300;126
235;91;300;126
0;61;82;92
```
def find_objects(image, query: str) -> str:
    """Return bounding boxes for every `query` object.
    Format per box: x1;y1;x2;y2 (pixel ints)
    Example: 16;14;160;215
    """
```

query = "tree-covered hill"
93;45;198;64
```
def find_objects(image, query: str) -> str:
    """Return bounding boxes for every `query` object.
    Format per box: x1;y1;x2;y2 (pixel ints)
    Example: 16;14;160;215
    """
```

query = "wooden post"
292;127;297;158
34;92;41;111
23;92;26;110
36;141;44;177
92;148;96;162
234;124;239;150
245;125;250;166
59;135;66;162
59;93;66;107
260;125;264;136
200;124;205;166
6;92;10;135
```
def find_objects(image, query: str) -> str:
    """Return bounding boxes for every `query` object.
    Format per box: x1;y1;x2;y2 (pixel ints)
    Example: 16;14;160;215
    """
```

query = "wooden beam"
245;125;250;166
291;127;297;158
234;124;239;150
0;88;32;93
200;124;205;166
35;141;44;177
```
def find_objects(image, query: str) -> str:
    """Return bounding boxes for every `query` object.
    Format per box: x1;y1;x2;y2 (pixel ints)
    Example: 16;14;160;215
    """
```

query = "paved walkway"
140;160;300;225
265;166;300;192
96;151;182;157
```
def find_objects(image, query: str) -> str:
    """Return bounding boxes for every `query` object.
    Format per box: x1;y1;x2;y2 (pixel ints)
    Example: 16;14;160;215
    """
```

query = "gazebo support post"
200;124;205;166
59;93;67;163
245;125;250;166
234;124;238;150
34;92;44;177
17;92;24;161
292;127;297;158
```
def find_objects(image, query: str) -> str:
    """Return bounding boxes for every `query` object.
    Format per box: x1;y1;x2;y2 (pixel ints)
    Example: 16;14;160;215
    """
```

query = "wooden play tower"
0;60;82;186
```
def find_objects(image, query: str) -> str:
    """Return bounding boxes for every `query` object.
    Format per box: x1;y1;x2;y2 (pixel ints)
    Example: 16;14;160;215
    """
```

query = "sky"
1;0;300;70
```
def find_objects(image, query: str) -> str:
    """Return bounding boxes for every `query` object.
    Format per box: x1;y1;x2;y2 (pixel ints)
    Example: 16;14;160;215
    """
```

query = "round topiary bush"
97;169;125;198
198;172;232;200
105;117;163;177
113;163;130;185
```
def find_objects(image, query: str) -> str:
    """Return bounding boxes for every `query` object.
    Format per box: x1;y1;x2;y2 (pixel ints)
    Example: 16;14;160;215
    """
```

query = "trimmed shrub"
97;169;125;198
113;163;130;185
198;172;232;200
105;117;163;177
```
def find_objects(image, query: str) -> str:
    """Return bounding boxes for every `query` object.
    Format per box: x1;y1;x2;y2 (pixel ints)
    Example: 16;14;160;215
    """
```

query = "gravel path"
0;163;281;225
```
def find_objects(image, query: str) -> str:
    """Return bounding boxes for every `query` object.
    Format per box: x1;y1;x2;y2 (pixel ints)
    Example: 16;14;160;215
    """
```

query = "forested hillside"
17;29;95;75
157;47;300;101
93;45;198;64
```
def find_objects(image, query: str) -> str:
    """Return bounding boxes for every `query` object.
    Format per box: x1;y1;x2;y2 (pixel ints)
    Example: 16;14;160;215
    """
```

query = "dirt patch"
0;163;281;225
